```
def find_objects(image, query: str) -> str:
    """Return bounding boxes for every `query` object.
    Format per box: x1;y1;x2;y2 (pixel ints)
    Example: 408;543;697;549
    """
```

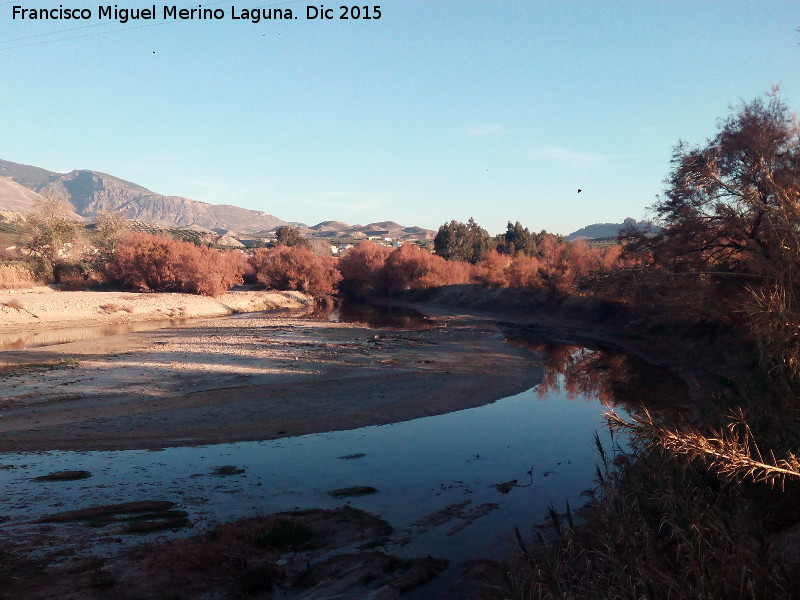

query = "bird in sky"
577;188;582;193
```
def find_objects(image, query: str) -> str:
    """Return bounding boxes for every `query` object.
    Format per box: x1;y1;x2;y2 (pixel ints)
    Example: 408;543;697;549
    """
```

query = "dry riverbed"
0;292;540;452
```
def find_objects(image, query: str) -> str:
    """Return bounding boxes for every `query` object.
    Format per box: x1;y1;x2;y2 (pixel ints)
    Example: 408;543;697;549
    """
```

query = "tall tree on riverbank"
433;218;492;263
630;91;800;379
495;221;540;257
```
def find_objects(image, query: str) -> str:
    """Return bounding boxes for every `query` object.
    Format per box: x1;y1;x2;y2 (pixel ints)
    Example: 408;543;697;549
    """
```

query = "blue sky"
1;1;798;235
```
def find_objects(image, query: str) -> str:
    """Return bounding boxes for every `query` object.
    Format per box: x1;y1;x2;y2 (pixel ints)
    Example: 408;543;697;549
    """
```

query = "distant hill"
0;160;58;191
290;220;434;241
309;220;351;232
0;159;286;234
567;218;657;241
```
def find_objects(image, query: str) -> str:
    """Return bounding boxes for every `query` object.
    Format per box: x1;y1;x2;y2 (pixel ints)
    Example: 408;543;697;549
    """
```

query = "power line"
0;20;177;50
0;0;239;46
1;21;119;45
0;0;301;51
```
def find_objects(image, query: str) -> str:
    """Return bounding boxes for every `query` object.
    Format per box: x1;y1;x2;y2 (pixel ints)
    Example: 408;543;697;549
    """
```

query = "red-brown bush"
477;250;512;287
107;233;246;296
534;237;625;296
249;246;341;298
337;241;393;297
507;254;542;288
475;237;627;295
382;243;473;293
337;242;474;296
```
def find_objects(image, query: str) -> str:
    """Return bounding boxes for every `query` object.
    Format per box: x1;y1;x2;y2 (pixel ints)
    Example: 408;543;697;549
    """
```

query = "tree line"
6;198;628;301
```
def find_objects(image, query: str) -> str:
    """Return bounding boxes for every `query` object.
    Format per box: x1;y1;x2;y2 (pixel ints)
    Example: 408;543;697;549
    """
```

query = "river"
0;305;688;597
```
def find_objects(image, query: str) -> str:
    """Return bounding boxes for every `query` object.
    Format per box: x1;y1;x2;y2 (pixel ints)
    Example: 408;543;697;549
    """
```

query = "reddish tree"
337;241;393;297
507;254;542;288
382;243;473;293
477;249;512;287
107;233;246;296
249;246;341;298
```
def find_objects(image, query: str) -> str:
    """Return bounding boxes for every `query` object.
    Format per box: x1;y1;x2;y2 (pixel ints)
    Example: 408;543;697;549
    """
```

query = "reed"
494;448;790;600
606;408;800;489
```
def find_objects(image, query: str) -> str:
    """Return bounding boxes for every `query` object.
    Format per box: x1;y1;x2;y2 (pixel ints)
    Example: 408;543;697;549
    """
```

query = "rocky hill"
0;176;83;220
0;159;285;234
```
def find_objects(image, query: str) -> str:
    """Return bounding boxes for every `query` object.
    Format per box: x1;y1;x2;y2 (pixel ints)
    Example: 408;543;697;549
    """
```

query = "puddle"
0;319;190;351
323;301;437;329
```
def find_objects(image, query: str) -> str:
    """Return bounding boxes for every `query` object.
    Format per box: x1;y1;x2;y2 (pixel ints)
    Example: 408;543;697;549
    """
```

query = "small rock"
328;486;378;498
211;465;245;476
34;470;91;482
493;480;517;494
337;453;367;460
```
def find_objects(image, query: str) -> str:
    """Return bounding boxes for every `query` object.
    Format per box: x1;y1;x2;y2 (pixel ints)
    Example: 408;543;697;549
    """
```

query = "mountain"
567;217;657;241
0;176;83;220
0;160;58;189
0;158;436;241
0;159;286;234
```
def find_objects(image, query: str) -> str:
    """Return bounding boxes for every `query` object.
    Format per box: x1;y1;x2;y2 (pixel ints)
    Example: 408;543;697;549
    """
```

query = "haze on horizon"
1;0;798;236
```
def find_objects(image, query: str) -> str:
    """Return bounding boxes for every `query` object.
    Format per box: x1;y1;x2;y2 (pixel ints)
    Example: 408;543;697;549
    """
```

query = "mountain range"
0;158;439;241
0;158;643;242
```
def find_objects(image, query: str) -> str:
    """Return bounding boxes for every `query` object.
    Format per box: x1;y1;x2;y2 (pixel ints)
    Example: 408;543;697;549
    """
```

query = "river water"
0;306;688;596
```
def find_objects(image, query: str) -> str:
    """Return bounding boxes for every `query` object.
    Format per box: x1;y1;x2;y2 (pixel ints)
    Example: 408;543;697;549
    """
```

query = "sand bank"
0;293;542;451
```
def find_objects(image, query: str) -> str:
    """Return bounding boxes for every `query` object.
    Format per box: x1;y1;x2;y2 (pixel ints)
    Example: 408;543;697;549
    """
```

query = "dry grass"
4;297;24;311
489;387;800;600
493;441;793;600
59;273;90;291
0;263;38;289
98;302;134;314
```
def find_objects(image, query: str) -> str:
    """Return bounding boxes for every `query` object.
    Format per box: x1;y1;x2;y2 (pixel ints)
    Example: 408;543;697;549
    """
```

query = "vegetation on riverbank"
472;92;800;599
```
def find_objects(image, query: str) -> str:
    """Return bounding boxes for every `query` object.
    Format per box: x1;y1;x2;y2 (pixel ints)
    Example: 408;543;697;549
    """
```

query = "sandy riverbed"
0;289;542;452
0;287;312;330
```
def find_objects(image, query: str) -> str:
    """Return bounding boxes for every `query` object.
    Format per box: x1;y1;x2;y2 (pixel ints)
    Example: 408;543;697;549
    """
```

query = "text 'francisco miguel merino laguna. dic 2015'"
11;5;317;23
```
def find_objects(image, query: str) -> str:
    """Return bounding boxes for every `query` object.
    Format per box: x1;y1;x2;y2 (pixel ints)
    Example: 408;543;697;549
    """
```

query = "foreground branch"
606;408;800;489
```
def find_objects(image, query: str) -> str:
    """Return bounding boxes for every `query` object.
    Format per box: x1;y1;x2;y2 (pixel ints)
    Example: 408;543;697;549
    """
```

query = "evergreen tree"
496;221;539;257
433;217;491;263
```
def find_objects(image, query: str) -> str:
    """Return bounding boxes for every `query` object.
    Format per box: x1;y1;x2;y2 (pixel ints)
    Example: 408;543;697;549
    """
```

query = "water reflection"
322;301;437;329
508;333;690;419
0;303;433;352
0;379;624;566
0;319;190;351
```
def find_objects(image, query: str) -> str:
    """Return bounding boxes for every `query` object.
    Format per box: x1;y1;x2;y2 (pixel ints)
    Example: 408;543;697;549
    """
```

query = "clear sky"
1;1;798;236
